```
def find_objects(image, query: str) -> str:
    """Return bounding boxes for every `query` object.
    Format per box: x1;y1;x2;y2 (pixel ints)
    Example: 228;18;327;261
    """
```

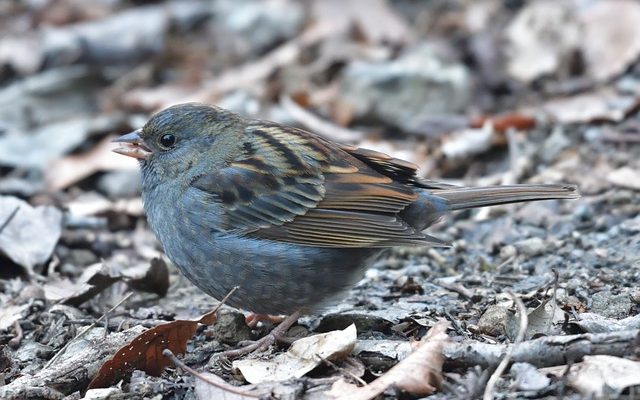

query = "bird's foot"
245;313;286;328
221;310;301;359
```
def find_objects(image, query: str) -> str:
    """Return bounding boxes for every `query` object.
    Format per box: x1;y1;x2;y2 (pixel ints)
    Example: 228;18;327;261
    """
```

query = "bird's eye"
159;134;177;149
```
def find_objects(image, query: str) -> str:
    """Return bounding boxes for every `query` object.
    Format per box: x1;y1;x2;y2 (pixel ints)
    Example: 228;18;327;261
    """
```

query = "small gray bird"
114;103;578;354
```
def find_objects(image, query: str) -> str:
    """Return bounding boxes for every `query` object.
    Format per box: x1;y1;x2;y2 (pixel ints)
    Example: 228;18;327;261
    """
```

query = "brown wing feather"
338;144;457;190
191;122;447;247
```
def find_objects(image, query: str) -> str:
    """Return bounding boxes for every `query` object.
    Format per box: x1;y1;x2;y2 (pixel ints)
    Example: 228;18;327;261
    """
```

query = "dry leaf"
311;0;411;45
525;299;564;339
327;320;450;399
43;258;169;306
441;124;494;160
0;196;63;273
607;167;640;191
233;323;357;384
541;89;640;124
0;304;29;331
580;0;640;82
45;135;138;191
505;2;579;83
543;355;640;397
88;308;217;389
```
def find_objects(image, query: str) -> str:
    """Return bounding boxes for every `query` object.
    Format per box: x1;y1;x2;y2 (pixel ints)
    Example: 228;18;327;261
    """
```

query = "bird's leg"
245;313;286;328
221;310;302;358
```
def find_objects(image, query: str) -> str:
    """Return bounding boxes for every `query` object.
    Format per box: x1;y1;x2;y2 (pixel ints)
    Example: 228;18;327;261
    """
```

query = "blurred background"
1;0;639;203
0;0;639;398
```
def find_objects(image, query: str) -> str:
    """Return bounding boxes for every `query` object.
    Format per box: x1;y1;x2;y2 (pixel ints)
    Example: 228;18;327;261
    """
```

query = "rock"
210;309;253;345
213;0;305;54
514;237;546;257
591;290;632;319
42;5;169;67
500;244;517;260
340;43;470;133
0;66;103;170
477;305;518;339
511;362;551;391
315;313;393;333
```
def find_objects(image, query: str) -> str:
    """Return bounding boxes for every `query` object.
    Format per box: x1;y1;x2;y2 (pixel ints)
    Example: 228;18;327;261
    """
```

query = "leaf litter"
0;0;638;399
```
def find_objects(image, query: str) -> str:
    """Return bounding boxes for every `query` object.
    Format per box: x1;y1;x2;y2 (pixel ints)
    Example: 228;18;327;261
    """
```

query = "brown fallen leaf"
88;306;219;389
327;319;450;399
470;112;536;134
45;135;138;192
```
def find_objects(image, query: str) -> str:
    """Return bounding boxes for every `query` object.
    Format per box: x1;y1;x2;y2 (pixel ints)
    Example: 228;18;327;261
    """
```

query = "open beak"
112;129;152;160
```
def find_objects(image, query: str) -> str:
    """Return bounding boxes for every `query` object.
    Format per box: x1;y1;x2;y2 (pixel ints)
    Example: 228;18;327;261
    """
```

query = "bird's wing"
191;123;447;247
338;144;459;190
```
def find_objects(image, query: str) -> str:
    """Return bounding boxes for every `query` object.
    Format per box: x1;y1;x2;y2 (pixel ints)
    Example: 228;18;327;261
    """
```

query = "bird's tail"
432;184;580;211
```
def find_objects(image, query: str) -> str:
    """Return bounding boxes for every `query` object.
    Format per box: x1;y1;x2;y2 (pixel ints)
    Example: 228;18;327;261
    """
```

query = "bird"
113;102;579;355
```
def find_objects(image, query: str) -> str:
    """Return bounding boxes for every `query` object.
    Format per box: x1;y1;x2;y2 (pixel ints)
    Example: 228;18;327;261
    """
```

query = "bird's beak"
112;128;152;160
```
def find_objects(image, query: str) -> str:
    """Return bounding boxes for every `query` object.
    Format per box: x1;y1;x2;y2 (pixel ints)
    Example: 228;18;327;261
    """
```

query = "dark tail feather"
432;184;580;211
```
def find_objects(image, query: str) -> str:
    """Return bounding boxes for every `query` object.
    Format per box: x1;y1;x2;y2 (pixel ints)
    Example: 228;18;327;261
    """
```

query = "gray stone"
210;309;253;345
340;43;470;133
514;237;547;257
477;304;519;339
213;0;305;53
591;290;632;319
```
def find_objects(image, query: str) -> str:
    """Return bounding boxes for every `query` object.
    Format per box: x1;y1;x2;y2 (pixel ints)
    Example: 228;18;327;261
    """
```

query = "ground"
0;1;639;399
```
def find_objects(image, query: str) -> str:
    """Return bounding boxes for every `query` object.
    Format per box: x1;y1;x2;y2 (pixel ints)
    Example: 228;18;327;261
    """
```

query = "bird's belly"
143;184;379;314
170;233;378;314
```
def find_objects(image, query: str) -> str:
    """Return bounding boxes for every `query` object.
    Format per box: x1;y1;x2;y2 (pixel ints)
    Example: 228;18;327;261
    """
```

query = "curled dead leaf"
327;319;450;399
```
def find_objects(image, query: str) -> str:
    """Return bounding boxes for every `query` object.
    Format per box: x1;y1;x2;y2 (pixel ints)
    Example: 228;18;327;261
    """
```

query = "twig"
197;286;239;325
163;349;264;399
443;329;638;369
494;255;516;273
45;291;134;369
435;280;474;299
280;95;364;142
317;354;367;386
0;206;20;235
8;320;23;349
602;131;640;143
547;270;560;335
504;129;519;185
187;21;342;106
483;292;528;400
